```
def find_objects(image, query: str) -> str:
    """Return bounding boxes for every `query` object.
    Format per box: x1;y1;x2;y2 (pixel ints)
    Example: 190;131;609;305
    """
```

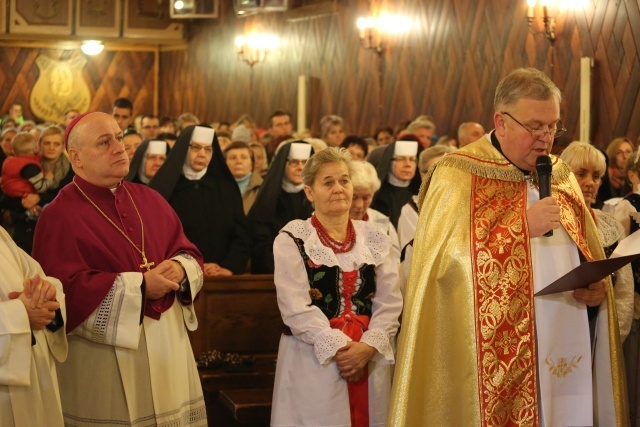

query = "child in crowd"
1;131;54;218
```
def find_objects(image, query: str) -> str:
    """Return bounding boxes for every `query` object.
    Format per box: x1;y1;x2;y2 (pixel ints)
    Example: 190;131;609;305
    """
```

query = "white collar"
182;153;207;180
281;178;304;193
138;160;151;184
387;170;411;187
182;163;207;180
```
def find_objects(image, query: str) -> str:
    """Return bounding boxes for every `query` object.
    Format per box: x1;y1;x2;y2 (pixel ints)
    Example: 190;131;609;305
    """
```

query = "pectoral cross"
140;254;155;271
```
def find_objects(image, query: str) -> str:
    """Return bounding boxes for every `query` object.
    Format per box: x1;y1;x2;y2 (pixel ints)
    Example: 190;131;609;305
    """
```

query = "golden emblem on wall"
30;55;91;123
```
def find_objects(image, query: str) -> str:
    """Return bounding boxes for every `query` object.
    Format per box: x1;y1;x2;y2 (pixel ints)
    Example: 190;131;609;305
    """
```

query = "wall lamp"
234;33;280;67
356;14;413;55
357;17;381;54
527;0;559;42
527;0;588;43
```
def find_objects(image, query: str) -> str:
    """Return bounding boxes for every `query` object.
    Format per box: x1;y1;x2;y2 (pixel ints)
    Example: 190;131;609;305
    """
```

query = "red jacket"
1;154;41;198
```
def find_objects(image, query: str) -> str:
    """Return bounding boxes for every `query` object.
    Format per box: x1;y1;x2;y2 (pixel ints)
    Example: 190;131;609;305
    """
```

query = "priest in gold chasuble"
389;68;628;427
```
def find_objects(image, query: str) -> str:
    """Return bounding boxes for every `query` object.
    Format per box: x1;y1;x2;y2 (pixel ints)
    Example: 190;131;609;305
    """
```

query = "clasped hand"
143;260;185;300
203;263;232;277
526;197;561;238
334;341;376;382
8;274;59;330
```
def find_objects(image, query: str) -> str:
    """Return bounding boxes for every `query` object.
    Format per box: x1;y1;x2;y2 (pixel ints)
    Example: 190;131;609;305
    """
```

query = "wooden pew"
189;274;281;426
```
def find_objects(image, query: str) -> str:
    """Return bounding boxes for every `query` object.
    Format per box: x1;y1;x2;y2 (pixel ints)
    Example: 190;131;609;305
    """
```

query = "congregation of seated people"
2;80;640;426
2;97;639;295
1;100;478;276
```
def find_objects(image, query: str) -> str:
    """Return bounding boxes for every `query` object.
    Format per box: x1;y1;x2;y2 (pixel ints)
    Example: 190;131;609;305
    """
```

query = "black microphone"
536;155;553;237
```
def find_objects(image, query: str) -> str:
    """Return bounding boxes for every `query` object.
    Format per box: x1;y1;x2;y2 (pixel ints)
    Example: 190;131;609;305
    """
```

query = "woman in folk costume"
271;147;403;427
124;139;170;185
247;141;314;273
370;139;422;228
149;125;251;277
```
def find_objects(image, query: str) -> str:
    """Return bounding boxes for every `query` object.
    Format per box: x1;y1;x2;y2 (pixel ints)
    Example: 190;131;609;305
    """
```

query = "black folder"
535;253;640;296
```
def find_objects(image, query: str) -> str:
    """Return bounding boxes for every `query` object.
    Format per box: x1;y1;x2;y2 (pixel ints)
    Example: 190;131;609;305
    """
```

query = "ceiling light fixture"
81;40;104;55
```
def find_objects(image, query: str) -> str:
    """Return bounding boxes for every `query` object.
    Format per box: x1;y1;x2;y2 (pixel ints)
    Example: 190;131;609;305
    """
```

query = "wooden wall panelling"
520;1;640;146
158;49;186;116
159;0;640;149
0;47;36;115
83;49;157;116
9;0;73;36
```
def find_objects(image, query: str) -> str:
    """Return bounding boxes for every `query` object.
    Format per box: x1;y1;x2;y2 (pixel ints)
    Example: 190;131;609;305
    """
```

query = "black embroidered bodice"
282;231;377;320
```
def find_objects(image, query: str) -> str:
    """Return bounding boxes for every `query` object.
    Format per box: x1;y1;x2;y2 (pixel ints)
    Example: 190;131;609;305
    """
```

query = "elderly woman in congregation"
270;147;402;427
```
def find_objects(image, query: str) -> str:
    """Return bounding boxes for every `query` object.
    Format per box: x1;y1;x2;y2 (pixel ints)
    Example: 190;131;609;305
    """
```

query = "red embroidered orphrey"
311;215;356;253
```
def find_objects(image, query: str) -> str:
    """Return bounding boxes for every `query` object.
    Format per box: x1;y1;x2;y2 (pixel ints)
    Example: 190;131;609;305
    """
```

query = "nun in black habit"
149;125;251;276
124;139;171;184
370;139;422;228
247;141;314;273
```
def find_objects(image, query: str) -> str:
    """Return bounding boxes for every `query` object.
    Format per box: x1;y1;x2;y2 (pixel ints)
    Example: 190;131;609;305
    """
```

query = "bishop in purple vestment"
32;112;208;427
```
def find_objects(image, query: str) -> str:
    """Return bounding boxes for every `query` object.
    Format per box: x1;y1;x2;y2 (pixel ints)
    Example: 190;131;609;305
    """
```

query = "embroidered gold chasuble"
389;138;628;426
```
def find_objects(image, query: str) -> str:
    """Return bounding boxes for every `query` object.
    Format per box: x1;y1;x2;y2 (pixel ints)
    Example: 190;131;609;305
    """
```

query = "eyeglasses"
502;112;566;139
392;156;418;163
288;159;307;167
142;125;159;130
189;144;213;154
616;149;633;156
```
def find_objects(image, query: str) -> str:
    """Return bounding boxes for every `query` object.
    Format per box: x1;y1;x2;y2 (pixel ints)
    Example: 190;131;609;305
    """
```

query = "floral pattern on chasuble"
470;175;538;427
554;182;592;262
